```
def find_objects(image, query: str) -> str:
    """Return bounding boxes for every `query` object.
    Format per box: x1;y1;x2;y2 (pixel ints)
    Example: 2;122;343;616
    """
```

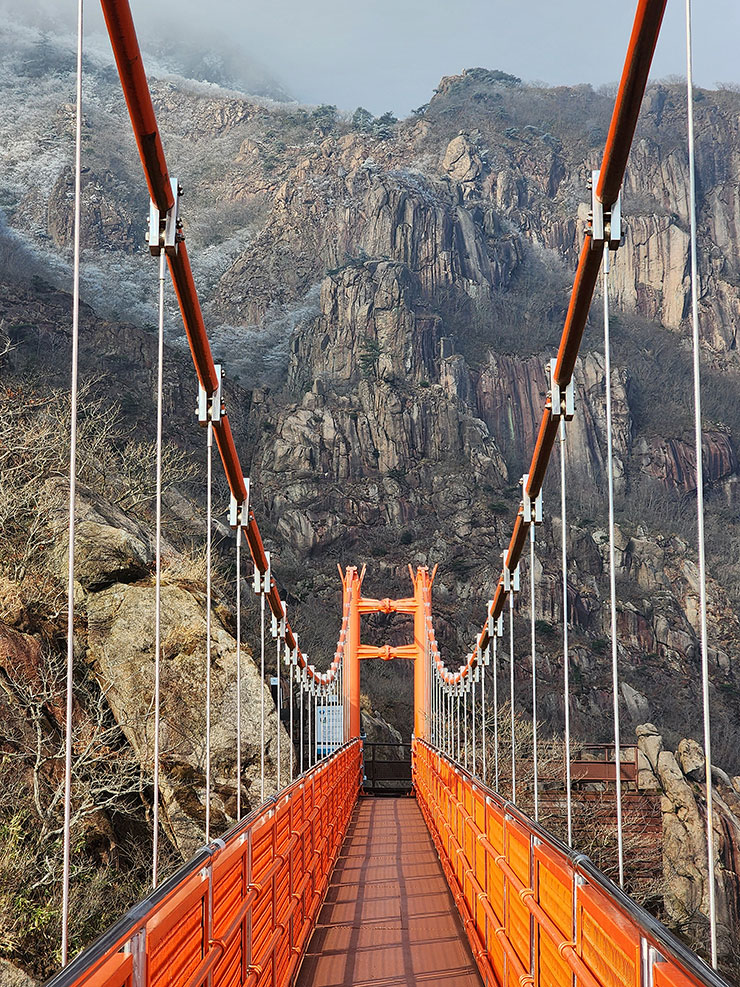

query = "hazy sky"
4;0;738;115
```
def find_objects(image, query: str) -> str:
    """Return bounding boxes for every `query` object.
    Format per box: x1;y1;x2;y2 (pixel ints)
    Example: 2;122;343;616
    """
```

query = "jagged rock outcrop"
51;489;292;859
637;723;740;957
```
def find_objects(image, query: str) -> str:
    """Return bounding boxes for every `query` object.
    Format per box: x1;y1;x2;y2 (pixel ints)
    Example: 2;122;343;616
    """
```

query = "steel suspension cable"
289;657;293;783
456;689;461;761
685;0;717;965
509;592;516;803
443;686;448;755
438;675;442;749
431;663;435;745
493;637;500;792
472;672;477;775
61;0;84;965
299;676;304;773
481;659;487;784
441;678;445;753
235;531;242;819
260;591;265;800
431;670;435;745
276;638;281;790
464;682;468;769
337;665;342;752
530;524;539;822
429;667;433;745
205;421;213;842
602;249;625;886
560;418;573;846
308;686;313;769
441;683;445;753
152;249;165;885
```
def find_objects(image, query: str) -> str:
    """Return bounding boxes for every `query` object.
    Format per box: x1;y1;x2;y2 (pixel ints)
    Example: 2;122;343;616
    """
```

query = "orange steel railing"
48;741;362;987
413;740;727;987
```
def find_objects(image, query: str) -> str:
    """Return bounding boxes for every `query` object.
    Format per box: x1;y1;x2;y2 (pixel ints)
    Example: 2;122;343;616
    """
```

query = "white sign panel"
316;704;343;759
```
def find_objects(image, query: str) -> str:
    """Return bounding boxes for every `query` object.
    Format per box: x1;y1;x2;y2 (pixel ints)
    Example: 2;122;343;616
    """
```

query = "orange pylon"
340;565;435;741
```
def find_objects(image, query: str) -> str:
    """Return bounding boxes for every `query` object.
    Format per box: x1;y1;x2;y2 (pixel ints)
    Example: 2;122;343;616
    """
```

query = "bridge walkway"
296;797;483;987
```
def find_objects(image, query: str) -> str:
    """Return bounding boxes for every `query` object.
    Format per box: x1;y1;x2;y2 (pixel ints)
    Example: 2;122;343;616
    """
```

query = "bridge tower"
340;565;434;741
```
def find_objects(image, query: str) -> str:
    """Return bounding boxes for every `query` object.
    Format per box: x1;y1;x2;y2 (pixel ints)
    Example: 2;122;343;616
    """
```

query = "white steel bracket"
590;169;622;250
548;358;575;421
197;364;223;424
229;476;250;529
502;553;520;593
271;602;287;641
253;551;271;595
147;177;182;257
486;600;495;638
521;473;543;524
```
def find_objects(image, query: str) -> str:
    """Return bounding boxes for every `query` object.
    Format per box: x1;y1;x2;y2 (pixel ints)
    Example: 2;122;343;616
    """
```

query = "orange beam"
357;596;417;614
597;0;668;208
357;644;418;661
99;0;172;214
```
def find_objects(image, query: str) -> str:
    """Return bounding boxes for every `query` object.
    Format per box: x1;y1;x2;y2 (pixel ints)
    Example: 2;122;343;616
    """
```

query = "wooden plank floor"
296;797;484;987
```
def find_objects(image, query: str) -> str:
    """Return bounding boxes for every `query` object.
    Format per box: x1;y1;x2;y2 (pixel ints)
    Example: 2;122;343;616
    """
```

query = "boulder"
677;738;705;781
635;722;663;772
86;580;292;858
442;135;482;186
52;491;152;592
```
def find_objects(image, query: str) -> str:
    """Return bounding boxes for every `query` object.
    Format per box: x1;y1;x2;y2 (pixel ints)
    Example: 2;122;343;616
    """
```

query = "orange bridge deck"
296;797;483;987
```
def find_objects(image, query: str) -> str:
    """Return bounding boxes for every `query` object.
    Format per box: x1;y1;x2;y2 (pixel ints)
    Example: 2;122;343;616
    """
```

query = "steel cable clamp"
588;168;622;251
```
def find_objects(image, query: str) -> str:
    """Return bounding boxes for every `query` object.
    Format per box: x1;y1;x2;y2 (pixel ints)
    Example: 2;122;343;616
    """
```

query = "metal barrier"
47;741;362;987
412;740;728;987
363;743;412;794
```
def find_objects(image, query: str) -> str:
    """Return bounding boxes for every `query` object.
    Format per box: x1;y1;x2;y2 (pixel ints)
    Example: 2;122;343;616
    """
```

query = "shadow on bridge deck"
296;797;484;987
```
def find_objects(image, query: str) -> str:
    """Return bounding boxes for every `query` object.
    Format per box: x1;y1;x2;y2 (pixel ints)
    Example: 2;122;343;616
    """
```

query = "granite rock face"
637;723;740;957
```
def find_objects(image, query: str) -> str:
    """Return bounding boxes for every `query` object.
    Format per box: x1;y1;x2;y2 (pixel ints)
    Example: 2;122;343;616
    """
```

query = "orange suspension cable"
452;0;669;670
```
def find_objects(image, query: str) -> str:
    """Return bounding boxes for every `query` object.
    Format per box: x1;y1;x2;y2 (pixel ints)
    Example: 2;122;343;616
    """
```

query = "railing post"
246;829;253;980
204;858;214;987
129;928;146;987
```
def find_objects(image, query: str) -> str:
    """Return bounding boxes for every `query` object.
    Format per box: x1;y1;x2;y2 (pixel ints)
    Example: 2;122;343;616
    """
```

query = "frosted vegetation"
0;21;316;385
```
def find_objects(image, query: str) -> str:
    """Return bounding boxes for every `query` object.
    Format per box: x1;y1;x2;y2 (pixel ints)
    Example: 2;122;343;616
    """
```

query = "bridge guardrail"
413;740;729;987
45;740;362;987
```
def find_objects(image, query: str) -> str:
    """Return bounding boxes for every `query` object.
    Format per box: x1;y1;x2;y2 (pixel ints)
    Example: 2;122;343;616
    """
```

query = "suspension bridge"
37;0;733;985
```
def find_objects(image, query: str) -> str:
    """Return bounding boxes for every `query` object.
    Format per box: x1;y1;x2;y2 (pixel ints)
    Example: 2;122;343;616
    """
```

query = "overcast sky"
4;0;738;115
